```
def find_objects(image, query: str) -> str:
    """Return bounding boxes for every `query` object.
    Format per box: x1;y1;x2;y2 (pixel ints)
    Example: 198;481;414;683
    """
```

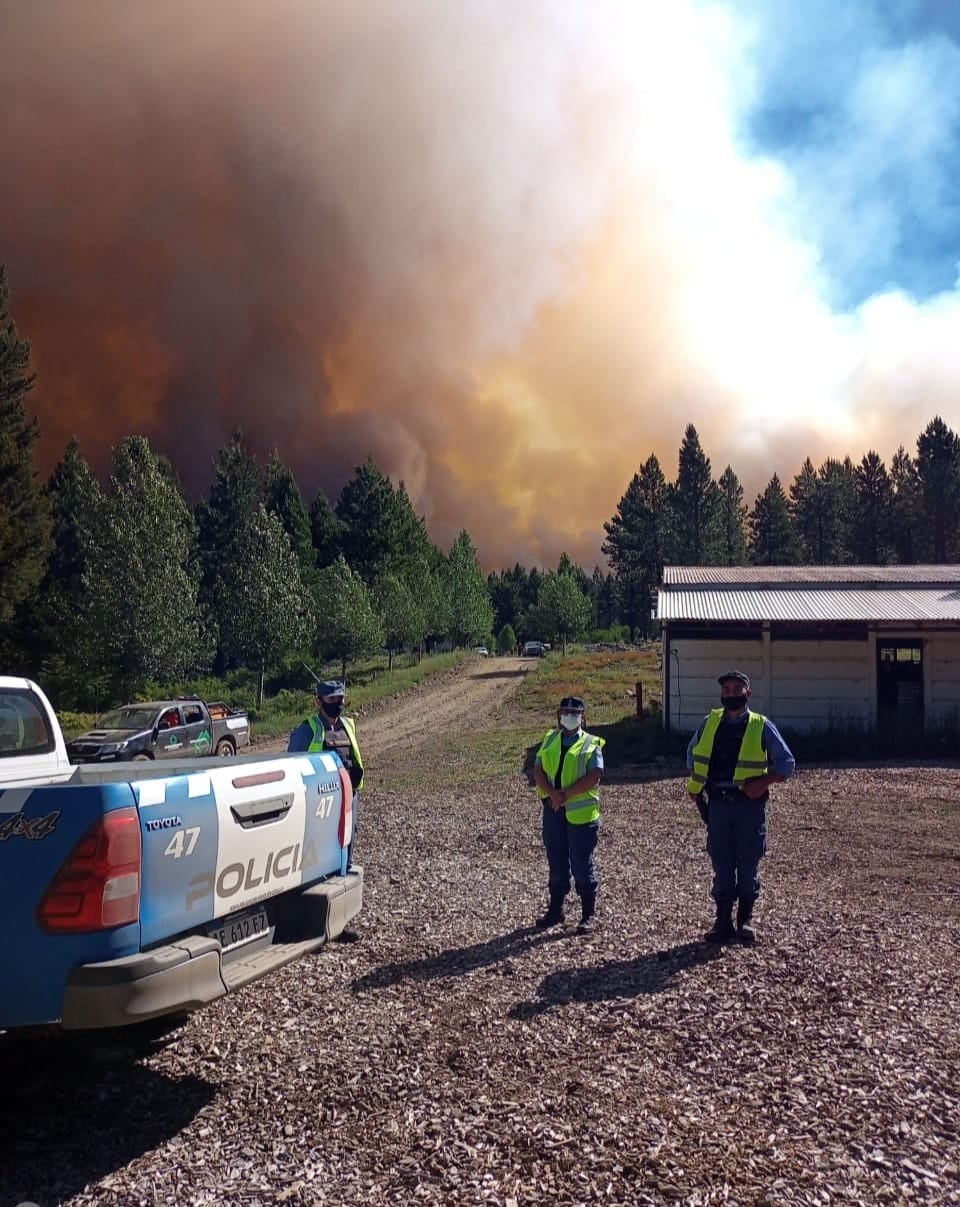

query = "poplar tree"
315;555;384;680
537;571;592;654
444;530;494;647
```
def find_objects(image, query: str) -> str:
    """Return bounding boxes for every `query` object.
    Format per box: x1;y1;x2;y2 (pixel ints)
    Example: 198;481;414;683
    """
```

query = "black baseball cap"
717;670;750;688
559;696;585;710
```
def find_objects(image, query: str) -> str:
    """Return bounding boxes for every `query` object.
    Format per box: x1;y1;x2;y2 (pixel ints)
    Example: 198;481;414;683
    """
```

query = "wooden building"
656;566;960;737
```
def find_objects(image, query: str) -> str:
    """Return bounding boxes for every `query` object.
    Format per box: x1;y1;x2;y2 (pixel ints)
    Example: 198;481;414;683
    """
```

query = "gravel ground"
2;662;959;1207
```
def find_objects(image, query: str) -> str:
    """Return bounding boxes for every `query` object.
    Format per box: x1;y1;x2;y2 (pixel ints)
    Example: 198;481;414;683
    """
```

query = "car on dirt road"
66;696;250;763
523;640;547;657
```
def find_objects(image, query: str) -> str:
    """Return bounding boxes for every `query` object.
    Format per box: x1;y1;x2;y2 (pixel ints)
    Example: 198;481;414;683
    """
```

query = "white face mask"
559;713;582;731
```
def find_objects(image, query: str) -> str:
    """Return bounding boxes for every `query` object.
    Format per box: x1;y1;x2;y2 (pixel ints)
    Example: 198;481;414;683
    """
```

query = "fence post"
636;682;643;716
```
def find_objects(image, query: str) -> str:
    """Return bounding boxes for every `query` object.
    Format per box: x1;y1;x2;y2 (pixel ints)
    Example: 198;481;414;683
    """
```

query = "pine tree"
749;475;797;565
195;432;262;670
264;451;317;582
670;424;721;563
916;416;960;562
0;267;51;637
890;446;923;564
852;451;892;564
716;466;748;565
336;456;403;583
309;485;344;569
26;439;104;702
602;455;672;638
789;458;822;563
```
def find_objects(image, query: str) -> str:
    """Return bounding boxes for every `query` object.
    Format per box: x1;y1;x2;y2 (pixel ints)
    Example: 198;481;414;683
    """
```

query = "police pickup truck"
67;695;251;763
0;676;361;1032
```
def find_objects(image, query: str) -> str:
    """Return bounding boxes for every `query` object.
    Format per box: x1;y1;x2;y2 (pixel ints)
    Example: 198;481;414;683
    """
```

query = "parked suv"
523;641;547;657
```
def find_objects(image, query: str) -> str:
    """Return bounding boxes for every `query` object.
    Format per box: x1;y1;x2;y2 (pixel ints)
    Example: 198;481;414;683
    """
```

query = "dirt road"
258;655;533;761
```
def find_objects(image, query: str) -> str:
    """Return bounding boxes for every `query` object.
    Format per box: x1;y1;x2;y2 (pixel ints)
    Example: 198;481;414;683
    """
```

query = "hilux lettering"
186;839;318;909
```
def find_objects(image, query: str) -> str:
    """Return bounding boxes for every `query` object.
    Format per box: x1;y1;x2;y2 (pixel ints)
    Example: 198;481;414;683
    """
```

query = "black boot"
577;889;597;935
704;900;736;943
535;894;565;929
736;898;757;945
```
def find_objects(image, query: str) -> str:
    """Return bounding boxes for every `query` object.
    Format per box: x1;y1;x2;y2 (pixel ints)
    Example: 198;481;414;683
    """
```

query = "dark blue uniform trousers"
542;803;599;899
706;793;767;905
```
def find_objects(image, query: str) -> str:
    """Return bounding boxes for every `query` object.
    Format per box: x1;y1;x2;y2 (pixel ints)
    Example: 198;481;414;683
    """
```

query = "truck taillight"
36;807;141;933
338;769;354;850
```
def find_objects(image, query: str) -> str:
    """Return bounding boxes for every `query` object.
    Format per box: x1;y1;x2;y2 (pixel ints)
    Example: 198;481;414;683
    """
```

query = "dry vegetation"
2;656;959;1206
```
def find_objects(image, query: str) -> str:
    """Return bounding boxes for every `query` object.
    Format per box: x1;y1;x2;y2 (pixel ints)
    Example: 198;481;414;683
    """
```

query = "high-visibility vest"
307;714;364;792
687;709;768;795
536;728;605;824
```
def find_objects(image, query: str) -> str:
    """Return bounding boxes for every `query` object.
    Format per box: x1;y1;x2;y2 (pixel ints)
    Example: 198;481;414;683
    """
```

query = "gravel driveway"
3;660;959;1207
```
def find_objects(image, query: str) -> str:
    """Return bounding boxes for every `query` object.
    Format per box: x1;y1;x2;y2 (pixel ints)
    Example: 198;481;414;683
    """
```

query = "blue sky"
741;0;960;307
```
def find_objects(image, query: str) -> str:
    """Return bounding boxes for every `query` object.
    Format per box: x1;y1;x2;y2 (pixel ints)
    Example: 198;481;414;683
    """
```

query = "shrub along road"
2;657;959;1206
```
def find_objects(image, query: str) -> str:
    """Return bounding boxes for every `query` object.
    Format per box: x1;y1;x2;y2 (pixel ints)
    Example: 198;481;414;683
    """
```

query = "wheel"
216;738;235;757
132;753;152;761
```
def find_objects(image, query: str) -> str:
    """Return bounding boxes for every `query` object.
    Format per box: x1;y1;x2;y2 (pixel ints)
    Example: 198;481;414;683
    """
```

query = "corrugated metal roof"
657;587;960;622
662;565;960;586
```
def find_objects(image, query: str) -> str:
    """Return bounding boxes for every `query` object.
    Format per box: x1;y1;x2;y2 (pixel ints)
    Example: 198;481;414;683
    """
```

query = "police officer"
288;678;365;874
687;671;794;945
533;695;605;934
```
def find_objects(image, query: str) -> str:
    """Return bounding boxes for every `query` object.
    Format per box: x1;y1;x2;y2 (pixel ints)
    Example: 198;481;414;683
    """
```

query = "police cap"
316;678;345;698
559;696;585;711
717;670;750;688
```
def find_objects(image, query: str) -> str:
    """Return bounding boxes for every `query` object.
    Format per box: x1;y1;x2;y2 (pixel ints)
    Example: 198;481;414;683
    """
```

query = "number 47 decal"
316;794;336;819
164;827;200;858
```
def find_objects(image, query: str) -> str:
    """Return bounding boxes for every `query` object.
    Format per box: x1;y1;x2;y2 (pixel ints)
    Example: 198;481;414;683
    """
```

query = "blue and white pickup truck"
0;675;362;1033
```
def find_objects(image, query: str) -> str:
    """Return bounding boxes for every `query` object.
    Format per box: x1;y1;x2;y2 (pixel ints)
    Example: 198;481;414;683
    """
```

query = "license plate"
210;907;270;952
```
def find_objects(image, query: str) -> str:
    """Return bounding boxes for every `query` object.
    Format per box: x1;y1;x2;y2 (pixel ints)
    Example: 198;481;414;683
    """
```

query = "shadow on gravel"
474;667;529;680
508;941;722;1018
352;925;570;990
0;1028;217;1206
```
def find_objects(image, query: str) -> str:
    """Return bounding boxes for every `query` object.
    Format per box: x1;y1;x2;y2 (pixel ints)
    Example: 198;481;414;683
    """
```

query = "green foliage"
86;437;207;698
374;571;423;658
748;474;797;565
602;454;670;639
309;485;344;569
716;466;748;565
336;456;403;583
444;530;494;646
264;451;318;595
497;623;517;655
218;504;309;706
669;424;721;564
916;416;960;561
315;554;385;678
852;451;892;564
537;571;592;653
0;267;51;632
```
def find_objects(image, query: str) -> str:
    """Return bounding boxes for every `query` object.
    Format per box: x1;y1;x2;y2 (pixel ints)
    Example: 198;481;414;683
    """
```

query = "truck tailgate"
136;753;349;947
0;780;142;1028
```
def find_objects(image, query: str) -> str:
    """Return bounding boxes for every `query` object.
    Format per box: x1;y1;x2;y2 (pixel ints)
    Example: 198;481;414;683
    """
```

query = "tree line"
4;264;960;702
602;420;960;638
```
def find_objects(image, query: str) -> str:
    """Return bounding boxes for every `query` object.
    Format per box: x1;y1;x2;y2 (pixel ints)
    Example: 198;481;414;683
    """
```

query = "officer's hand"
743;777;768;800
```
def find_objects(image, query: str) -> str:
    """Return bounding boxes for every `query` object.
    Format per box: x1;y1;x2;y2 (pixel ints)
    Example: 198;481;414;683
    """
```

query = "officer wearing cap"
687;671;794;945
288;679;365;875
532;695;606;934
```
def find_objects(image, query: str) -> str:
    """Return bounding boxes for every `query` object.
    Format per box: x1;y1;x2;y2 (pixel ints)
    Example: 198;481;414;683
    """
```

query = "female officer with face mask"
532;695;605;934
687;671;794;945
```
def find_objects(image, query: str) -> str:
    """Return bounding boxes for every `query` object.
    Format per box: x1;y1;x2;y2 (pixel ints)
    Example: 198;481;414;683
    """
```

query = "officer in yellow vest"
288;677;364;872
533;695;605;934
687;671;794;945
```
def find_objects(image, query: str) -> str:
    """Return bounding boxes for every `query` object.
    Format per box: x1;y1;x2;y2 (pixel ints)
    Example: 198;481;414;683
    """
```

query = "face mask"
721;694;747;712
322;700;345;718
559;713;581;731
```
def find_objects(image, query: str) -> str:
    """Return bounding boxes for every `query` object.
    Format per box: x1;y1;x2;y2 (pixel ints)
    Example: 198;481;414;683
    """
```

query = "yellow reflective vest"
307;714;364;791
687;709;768;795
536;728;605;824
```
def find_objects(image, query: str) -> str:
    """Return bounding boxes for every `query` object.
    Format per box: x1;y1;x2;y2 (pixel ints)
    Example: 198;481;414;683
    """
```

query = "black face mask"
721;694;748;712
322;701;344;718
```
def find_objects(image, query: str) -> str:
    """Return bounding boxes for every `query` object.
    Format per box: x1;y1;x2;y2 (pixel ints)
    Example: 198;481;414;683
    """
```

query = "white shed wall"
667;629;960;734
927;633;960;723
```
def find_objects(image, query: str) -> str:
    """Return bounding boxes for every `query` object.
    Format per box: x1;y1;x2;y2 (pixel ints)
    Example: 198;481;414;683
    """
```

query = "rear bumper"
60;868;363;1030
